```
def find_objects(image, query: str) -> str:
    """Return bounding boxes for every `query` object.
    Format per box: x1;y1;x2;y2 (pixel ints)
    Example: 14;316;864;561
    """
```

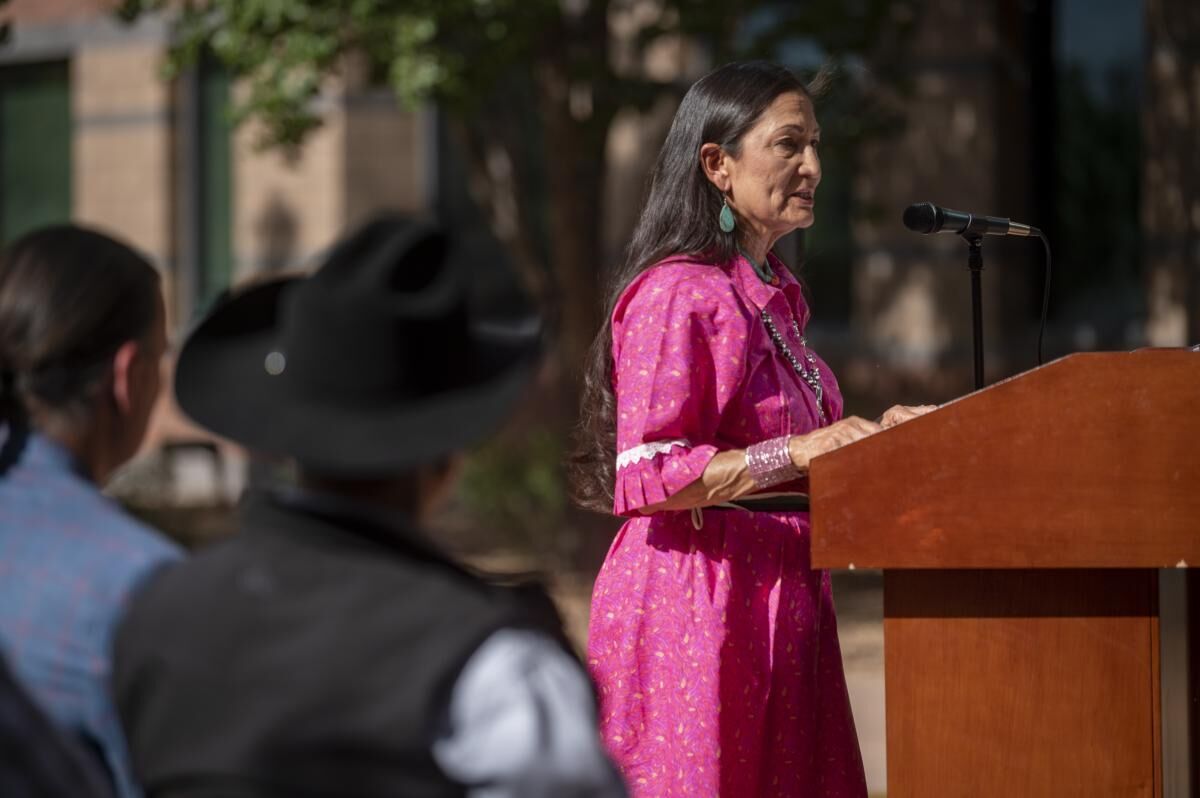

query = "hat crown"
277;219;475;405
173;214;540;475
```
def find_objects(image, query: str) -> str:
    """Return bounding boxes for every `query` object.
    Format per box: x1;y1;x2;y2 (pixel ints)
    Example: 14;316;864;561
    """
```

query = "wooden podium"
809;350;1200;797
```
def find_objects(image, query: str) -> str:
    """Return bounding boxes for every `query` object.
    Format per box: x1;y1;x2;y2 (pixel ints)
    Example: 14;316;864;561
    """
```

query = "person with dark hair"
572;61;933;796
112;216;625;798
0;225;181;798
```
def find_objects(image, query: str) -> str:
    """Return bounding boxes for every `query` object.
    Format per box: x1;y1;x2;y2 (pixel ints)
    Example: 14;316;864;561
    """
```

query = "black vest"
113;492;572;798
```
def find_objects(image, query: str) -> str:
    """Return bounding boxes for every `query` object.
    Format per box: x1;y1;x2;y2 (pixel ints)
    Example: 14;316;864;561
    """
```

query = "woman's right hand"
788;416;882;471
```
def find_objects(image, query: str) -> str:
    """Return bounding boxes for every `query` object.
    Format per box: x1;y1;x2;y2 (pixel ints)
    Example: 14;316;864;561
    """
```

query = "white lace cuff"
615;439;690;470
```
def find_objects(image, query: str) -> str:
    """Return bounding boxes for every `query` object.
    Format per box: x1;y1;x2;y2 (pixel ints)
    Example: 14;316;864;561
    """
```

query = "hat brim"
174;277;541;476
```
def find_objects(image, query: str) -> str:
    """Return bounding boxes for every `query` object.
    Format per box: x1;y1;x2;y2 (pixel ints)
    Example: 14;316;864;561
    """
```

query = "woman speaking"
572;61;930;797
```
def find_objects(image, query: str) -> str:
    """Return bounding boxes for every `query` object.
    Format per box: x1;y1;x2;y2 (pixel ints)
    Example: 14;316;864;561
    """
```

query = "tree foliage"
115;0;915;563
116;0;915;382
118;1;908;145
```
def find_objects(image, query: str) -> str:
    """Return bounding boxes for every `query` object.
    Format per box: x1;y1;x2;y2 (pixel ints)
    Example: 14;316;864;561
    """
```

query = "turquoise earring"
718;198;736;233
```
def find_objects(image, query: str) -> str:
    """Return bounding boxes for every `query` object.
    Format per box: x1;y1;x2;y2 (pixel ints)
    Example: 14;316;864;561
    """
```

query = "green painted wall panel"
0;62;71;244
198;61;233;304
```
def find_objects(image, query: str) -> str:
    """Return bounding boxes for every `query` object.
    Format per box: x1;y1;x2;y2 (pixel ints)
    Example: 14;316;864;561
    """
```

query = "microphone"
902;202;1040;238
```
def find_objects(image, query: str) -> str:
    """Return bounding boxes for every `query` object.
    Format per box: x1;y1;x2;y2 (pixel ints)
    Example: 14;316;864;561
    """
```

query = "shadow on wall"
255;192;298;275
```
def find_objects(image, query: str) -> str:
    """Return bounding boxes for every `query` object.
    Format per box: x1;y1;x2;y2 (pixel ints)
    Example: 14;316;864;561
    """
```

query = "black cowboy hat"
174;216;541;475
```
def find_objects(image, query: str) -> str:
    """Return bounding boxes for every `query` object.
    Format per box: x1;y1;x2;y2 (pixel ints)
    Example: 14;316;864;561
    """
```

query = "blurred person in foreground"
112;216;626;798
571;61;933;797
0;225;181;798
0;652;116;798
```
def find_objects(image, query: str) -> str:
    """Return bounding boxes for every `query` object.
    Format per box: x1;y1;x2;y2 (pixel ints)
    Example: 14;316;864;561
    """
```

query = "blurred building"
803;0;1196;404
0;0;432;321
0;0;434;509
0;0;1194;484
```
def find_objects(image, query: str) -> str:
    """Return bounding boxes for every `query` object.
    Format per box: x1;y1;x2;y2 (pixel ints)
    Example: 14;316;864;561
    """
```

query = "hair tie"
0;366;29;476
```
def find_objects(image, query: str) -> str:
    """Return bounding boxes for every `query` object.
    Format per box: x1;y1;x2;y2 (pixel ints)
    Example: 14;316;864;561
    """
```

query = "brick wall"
0;0;119;26
343;94;429;231
72;43;173;263
232;110;347;279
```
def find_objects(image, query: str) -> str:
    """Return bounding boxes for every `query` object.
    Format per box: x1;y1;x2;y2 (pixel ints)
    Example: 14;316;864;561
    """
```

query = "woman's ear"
699;143;731;193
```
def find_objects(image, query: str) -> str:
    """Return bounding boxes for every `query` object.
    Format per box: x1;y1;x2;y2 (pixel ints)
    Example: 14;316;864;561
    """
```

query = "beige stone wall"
343;95;429;230
231;91;433;281
1142;0;1199;347
231;106;346;279
70;40;180;329
1;0;118;26
72;42;173;264
67;37;436;309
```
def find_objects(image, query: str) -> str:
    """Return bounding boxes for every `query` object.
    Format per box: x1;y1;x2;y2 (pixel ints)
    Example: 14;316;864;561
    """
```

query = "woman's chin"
782;211;816;231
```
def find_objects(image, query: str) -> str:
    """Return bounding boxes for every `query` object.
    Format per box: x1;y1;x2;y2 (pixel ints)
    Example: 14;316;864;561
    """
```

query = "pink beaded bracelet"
745;435;800;488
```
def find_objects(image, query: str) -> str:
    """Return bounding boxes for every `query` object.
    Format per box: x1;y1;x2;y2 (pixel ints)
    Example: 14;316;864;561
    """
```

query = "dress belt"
716;493;810;513
688;493;810;530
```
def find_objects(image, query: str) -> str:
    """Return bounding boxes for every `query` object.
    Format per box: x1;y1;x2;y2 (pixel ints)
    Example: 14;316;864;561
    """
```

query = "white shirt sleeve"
431;628;627;798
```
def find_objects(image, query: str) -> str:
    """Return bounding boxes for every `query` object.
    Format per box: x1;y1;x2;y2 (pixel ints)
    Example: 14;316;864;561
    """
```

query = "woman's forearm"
634;415;883;515
637;448;767;514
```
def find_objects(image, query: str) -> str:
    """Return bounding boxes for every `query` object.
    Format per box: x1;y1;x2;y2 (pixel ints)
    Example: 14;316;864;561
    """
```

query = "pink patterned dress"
587;252;867;797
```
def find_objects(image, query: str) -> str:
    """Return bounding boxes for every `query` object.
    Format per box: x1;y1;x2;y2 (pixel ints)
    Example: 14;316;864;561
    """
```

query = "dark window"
1048;0;1143;343
196;57;234;306
0;62;71;243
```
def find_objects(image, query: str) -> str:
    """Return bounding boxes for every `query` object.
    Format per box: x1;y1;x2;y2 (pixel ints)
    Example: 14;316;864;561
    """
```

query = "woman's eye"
774;139;798;154
810;139;821;151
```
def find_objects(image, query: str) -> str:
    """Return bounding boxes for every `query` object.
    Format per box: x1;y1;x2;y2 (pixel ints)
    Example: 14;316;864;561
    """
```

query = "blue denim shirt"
0;433;182;798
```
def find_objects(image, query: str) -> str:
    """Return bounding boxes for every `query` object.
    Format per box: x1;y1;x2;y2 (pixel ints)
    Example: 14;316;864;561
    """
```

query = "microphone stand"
904;204;1047;386
957;213;997;390
965;233;985;390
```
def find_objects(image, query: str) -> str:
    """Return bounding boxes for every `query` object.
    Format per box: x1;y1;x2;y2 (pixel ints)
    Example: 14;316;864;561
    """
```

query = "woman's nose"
799;149;821;181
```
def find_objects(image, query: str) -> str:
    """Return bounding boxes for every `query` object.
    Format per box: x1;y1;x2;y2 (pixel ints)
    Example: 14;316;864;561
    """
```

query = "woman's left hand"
878;404;938;429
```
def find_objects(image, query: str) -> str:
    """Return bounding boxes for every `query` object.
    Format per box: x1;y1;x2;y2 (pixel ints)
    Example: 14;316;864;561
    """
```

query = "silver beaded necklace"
761;308;827;426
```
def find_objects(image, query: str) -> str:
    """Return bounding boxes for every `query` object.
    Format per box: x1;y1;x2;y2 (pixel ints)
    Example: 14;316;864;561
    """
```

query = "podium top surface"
810;349;1200;570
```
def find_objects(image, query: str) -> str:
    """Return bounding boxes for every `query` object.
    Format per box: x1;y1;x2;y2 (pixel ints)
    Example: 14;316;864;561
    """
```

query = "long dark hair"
0;225;161;475
569;61;820;512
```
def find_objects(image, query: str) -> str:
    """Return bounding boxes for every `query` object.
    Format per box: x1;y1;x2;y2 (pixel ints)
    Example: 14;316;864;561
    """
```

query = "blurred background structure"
0;0;1195;792
0;0;1189;541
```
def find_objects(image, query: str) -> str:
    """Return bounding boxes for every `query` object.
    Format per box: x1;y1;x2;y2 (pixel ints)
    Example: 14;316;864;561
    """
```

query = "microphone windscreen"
902;203;939;234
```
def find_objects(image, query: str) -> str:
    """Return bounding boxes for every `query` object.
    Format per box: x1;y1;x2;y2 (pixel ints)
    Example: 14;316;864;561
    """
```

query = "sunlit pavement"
834;571;886;796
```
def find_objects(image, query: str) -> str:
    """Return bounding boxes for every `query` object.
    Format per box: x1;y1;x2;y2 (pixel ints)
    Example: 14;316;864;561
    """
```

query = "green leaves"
117;0;909;152
388;13;447;104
